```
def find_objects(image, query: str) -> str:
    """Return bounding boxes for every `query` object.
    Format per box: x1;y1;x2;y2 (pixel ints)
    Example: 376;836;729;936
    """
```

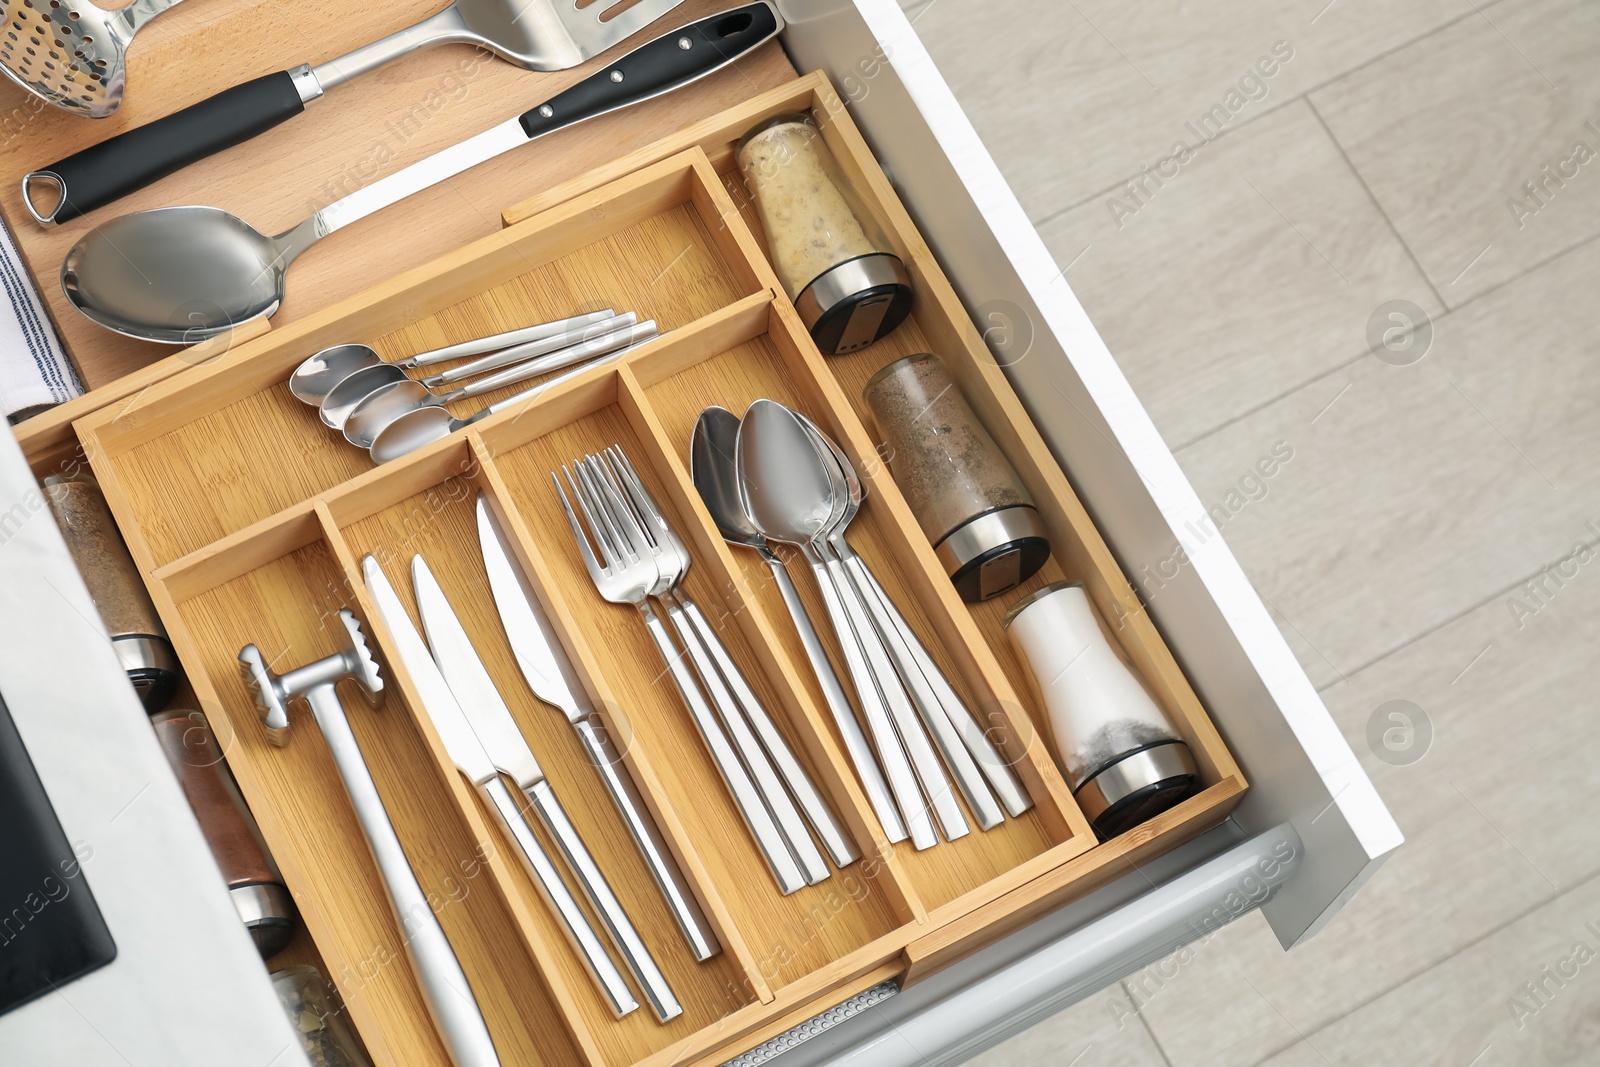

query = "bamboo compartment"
31;80;1247;1067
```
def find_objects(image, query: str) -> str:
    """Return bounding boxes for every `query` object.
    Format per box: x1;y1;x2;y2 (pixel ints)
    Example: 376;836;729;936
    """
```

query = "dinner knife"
476;492;722;962
413;555;682;1024
360;555;639;1019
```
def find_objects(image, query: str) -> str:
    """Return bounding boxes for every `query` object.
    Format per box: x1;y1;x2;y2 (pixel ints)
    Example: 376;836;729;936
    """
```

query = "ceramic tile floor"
894;0;1600;1064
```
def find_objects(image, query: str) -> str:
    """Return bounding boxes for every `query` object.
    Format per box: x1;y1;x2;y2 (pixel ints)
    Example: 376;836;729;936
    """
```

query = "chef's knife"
360;555;638;1019
412;555;681;1024
476;492;721;962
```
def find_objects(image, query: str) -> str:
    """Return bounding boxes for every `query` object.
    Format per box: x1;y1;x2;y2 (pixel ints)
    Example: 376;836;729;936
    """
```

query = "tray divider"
612;364;928;928
466;433;778;1008
312;499;614;1066
152;502;324;602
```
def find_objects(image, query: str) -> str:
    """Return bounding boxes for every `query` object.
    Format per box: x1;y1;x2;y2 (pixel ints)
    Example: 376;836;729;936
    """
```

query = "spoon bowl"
344;380;444;448
61;206;301;344
289;344;383;407
691;406;766;550
735;399;840;548
322;364;414;432
369;406;460;464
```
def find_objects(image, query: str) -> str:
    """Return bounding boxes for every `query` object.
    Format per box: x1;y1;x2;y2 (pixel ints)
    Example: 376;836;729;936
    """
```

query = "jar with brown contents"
864;353;1051;601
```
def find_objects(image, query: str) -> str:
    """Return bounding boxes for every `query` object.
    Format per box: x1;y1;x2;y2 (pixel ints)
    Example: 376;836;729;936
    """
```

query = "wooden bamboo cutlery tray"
28;74;1244;1067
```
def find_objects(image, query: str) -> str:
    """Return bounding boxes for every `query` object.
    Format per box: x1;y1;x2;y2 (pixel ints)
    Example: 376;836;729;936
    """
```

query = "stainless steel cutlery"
365;553;680;1022
477;494;721;962
26;0;687;222
58;3;784;342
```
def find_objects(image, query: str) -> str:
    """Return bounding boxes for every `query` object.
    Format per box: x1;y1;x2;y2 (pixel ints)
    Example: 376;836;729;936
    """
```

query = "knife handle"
575;718;721;961
527;779;680;1023
480;777;637;1019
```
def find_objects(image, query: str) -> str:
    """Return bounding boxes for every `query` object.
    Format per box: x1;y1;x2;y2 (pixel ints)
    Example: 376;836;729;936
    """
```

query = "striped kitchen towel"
0;215;79;420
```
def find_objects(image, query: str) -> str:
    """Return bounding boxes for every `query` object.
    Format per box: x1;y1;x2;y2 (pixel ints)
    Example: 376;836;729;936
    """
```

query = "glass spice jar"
1003;582;1199;839
270;965;374;1067
736;112;913;354
863;353;1051;601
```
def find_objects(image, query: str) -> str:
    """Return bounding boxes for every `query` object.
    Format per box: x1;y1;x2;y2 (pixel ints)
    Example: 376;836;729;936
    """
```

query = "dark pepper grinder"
150;709;297;958
42;473;179;710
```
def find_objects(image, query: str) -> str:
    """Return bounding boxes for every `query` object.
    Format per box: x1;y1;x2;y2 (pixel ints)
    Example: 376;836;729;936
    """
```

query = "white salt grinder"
1003;581;1198;839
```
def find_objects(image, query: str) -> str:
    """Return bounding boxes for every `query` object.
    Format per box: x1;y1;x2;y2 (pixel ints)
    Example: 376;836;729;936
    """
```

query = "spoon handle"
821;553;969;843
801;547;937;850
764;552;908;844
848;554;1035;819
450;322;657;401
839;553;1004;830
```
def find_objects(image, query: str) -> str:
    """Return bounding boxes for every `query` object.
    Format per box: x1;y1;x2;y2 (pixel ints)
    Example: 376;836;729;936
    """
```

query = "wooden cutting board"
0;0;798;390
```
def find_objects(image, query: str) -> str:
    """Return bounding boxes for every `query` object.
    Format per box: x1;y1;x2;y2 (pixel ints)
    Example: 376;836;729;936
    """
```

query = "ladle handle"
26;70;309;225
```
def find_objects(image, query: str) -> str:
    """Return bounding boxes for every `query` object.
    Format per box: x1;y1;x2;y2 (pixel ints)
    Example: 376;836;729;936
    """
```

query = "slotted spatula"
25;0;685;223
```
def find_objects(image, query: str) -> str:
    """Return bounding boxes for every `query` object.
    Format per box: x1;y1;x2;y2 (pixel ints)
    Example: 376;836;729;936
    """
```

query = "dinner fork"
596;448;860;872
574;456;824;886
555;466;807;895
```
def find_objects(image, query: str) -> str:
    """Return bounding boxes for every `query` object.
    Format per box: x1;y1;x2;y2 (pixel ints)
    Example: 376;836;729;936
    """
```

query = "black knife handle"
519;3;781;140
24;70;306;225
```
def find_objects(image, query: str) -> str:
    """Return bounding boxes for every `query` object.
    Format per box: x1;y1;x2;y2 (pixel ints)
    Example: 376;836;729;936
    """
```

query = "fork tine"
566;462;623;568
607;446;673;543
578;457;642;563
553;470;608;580
596;450;657;547
586;456;654;556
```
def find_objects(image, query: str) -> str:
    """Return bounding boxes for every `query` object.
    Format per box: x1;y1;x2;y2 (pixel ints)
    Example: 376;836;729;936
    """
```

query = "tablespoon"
801;418;1034;819
319;313;639;429
288;310;617;406
345;320;655;447
736;399;946;848
58;4;782;343
691;407;907;844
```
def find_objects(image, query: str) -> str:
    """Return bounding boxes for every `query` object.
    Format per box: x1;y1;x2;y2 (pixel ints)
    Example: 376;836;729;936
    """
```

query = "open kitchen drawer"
4;1;1399;1064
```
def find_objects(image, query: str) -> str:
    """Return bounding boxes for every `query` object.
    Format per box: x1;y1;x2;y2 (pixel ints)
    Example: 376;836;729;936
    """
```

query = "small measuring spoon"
288;309;616;407
347;321;656;448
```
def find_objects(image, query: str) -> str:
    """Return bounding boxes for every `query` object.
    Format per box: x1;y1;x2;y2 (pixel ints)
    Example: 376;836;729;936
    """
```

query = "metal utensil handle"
764;554;906;843
408;309;619;370
526;779;681;1022
303;684;500;1067
639;605;807;894
427;314;636;383
681;599;858;868
574;718;721;961
452;322;656;399
480;779;636;1017
852;557;1034;818
317;3;782;238
821;553;969;843
661;600;827;885
840;555;1003;830
800;547;936;850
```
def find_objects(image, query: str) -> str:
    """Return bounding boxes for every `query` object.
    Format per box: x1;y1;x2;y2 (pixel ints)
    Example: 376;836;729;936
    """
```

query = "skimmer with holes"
0;0;184;118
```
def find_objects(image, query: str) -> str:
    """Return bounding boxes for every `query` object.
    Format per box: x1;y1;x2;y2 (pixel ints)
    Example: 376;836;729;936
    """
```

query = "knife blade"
361;554;639;1020
475;494;587;724
475;493;722;963
411;554;680;1023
